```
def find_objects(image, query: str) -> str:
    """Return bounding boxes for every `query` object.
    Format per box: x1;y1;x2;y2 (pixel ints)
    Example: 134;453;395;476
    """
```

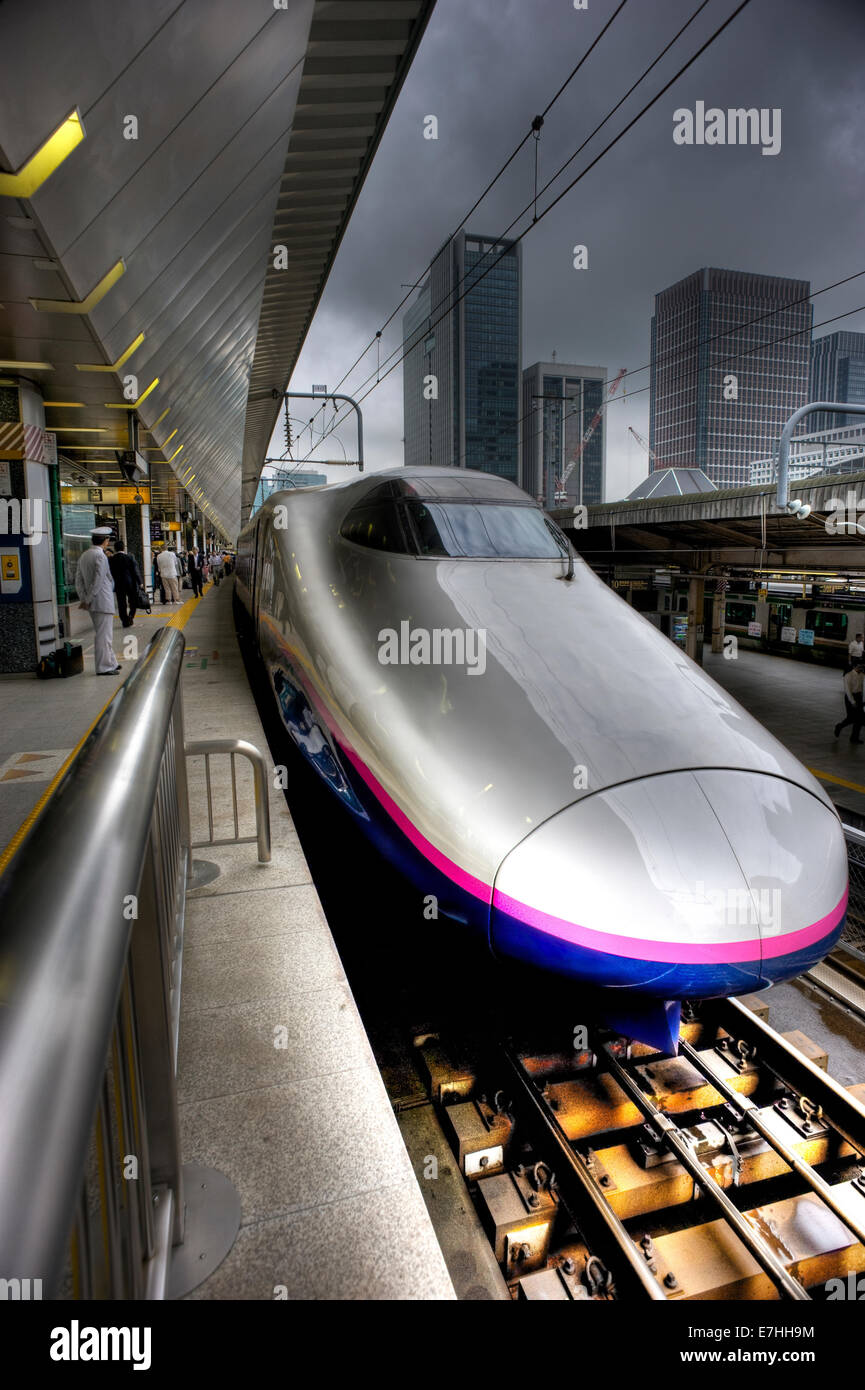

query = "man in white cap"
75;528;121;675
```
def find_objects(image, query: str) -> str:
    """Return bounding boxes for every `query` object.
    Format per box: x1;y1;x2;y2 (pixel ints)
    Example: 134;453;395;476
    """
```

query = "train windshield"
404;501;567;559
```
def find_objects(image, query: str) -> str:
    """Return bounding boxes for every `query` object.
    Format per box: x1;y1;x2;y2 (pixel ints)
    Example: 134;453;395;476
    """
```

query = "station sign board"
781;626;798;643
63;485;150;505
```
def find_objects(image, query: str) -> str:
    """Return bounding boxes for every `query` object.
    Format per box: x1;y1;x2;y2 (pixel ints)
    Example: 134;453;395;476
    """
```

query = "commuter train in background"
717;581;865;664
235;468;848;1051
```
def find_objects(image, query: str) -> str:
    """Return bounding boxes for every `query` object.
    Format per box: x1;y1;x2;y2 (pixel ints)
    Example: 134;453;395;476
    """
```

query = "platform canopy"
0;0;434;538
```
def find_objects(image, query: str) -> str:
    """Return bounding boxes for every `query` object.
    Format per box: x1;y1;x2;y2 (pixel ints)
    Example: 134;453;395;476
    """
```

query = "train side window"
806;610;848;640
339;501;409;553
725;602;755;625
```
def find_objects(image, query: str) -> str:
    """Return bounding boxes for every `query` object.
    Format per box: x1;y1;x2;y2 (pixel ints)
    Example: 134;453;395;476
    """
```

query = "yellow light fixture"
105;376;159;410
140;428;179;453
54;427;108;434
141;408;170;432
167;444;184;462
75;332;145;373
31;258;125;315
0;110;85;199
0;359;52;370
43;401;85;408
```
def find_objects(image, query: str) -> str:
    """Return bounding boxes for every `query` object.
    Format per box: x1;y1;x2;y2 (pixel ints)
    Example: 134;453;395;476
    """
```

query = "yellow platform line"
807;766;865;798
0;583;213;878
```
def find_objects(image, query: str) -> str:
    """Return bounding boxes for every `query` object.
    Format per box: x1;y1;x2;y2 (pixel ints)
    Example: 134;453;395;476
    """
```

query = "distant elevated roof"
627;467;717;500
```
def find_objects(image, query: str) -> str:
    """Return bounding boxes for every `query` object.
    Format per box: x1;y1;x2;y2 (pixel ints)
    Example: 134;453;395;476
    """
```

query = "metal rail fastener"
598;1041;810;1301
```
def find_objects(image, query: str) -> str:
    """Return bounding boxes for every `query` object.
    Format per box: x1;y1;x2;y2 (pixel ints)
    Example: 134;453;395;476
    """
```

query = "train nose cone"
491;770;847;998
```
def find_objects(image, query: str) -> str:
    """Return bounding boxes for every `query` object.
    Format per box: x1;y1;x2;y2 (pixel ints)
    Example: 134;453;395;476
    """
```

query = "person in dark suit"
187;549;204;598
108;540;142;628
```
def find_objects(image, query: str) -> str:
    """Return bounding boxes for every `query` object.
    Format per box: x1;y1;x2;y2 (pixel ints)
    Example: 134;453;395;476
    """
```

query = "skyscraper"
649;268;812;487
402;231;521;478
810;331;865;434
521;360;608;505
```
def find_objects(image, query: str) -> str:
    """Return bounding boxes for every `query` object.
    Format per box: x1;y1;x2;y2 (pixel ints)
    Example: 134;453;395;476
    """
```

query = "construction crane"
628;425;656;462
559;366;627;493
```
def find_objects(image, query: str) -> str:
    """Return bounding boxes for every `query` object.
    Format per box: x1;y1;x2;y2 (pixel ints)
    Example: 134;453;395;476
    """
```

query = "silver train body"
235;468;847;1044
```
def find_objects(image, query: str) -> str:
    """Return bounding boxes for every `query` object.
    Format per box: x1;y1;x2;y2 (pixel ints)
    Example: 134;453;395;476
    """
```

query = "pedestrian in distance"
108;539;141;628
187;549;204;597
834;663;865;744
75;527;121;675
848;632;864;672
152;554;166;605
156;546;182;604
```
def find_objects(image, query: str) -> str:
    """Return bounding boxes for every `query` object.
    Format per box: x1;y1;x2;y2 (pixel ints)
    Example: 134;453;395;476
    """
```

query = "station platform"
702;645;865;819
0;580;455;1301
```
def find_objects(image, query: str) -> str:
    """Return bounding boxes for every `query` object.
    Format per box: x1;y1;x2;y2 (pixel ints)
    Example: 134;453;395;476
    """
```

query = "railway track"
410;996;865;1300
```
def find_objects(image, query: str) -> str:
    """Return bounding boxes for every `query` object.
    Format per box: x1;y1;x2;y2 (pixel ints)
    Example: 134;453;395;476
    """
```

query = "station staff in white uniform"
75;527;121;676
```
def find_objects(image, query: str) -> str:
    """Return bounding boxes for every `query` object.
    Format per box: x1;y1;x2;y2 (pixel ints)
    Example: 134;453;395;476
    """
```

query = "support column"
686;575;705;665
711;585;726;654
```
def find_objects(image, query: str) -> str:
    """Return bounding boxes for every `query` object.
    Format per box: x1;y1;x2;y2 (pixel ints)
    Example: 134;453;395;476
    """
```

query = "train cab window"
806;610;848;640
725;601;756;626
339;500;409;553
403;501;566;559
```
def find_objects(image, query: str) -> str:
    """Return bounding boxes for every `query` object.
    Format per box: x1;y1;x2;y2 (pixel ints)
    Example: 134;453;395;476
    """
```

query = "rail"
0;627;241;1298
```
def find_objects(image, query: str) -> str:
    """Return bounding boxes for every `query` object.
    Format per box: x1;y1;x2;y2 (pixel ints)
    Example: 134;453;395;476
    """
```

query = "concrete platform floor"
171;582;454;1300
0;588;205;870
701;644;865;819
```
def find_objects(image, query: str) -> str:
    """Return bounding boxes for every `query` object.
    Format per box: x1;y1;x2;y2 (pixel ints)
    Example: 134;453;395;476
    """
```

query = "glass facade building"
521;361;607;505
252;470;327;514
402;231;521;480
649;268;812;488
810;331;865;434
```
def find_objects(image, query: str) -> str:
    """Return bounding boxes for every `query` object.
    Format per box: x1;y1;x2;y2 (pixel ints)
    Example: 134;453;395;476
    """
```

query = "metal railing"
0;627;249;1299
186;739;271;863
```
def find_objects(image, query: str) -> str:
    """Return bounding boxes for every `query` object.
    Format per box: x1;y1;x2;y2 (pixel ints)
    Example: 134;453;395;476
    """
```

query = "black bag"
136;585;151;612
61;642;84;677
36;642;83;679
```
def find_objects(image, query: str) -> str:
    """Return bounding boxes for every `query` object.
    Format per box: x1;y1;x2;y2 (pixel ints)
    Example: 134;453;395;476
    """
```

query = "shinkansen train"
713;582;865;663
235;468;848;1050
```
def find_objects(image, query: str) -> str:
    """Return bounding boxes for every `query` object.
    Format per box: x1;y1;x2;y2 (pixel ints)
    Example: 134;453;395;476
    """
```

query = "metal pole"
777;401;865;508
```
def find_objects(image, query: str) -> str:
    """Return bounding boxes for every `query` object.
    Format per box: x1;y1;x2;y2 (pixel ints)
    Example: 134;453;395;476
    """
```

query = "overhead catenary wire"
301;0;633;436
308;0;753;461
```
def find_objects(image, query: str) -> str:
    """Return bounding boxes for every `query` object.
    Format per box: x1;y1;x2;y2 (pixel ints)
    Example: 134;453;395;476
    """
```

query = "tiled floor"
175;582;454;1300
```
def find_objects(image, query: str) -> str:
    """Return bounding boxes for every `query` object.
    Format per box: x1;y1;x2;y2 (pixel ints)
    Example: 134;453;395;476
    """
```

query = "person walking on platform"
187;548;204;598
75;527;121;675
108;539;141;628
848;633;864;671
156;545;182;604
152;554;166;605
835;663;865;744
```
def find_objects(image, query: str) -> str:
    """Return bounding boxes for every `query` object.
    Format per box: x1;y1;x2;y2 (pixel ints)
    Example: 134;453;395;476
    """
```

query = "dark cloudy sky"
281;0;865;499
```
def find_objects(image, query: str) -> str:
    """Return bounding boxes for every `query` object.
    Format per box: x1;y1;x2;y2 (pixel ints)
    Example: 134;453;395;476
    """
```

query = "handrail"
185;738;271;863
0;628;187;1292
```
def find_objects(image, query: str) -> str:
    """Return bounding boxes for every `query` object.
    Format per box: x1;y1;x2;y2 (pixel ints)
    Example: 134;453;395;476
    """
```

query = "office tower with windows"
649;268;812;487
402;232;521;479
521;360;608;504
810;331;865;434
